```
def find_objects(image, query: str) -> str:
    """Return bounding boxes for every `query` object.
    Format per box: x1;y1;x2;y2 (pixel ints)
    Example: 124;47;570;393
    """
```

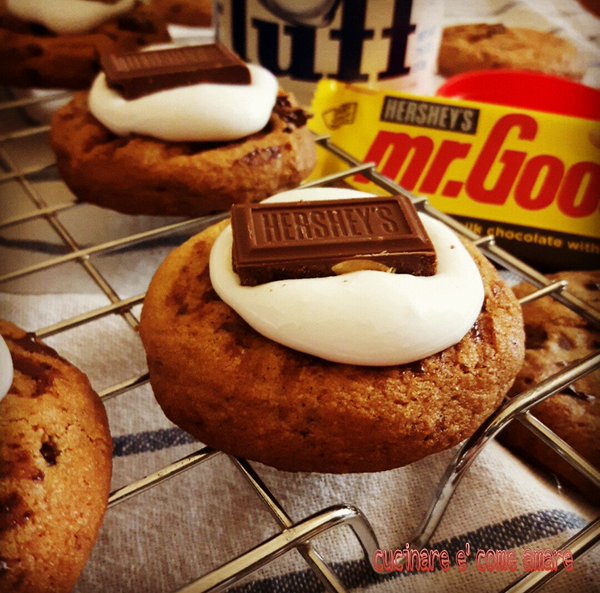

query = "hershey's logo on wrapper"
381;97;479;134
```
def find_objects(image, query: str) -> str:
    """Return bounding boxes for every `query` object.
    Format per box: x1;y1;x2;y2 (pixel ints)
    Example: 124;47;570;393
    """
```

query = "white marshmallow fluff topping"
88;63;279;142
7;0;136;35
0;336;13;402
209;188;486;366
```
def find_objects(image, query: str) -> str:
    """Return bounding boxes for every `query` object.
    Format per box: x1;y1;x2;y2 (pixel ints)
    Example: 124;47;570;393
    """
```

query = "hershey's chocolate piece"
101;43;250;99
231;195;437;286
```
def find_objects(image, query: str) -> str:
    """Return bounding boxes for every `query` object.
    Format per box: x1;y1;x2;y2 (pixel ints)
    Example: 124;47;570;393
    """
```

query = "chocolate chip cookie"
502;271;599;501
50;91;316;217
0;320;112;593
139;219;525;473
0;2;170;90
438;23;587;81
151;0;212;27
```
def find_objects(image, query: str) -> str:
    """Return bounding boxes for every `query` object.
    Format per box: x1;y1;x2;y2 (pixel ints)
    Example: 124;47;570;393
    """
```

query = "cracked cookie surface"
438;23;587;81
0;320;112;593
502;271;599;501
50;92;316;216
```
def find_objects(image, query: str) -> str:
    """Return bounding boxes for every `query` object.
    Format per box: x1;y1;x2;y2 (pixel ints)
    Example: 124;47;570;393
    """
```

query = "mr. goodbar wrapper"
309;81;600;271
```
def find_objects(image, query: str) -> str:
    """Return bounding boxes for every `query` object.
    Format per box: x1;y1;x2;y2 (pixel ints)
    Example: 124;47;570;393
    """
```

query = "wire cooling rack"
0;88;599;593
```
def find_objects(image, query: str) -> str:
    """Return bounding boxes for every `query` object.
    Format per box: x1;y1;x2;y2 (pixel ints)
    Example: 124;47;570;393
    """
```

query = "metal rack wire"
0;89;598;593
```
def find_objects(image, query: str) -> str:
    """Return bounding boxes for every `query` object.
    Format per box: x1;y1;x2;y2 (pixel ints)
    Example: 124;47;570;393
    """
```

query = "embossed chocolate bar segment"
231;195;436;286
102;43;250;99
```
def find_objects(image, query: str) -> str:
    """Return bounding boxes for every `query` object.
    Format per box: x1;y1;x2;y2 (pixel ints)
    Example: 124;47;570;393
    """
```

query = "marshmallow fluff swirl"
210;188;485;366
7;0;136;35
0;336;13;402
88;63;279;142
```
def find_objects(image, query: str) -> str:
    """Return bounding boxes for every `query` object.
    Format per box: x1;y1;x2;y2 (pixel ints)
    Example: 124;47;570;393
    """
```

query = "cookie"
50;90;316;217
0;320;112;593
0;2;170;90
151;0;212;27
438;23;587;81
139;201;525;473
501;271;599;501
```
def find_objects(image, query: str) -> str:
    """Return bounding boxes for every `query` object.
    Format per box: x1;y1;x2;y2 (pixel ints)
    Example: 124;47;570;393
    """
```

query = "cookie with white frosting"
50;45;316;217
0;0;170;89
0;320;112;593
139;188;525;473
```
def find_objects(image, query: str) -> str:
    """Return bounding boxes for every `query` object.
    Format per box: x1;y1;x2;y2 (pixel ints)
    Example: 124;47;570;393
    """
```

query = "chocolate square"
231;195;437;286
101;43;251;99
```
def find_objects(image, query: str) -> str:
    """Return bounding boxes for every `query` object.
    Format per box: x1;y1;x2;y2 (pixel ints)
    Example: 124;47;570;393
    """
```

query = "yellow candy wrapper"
308;80;600;271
